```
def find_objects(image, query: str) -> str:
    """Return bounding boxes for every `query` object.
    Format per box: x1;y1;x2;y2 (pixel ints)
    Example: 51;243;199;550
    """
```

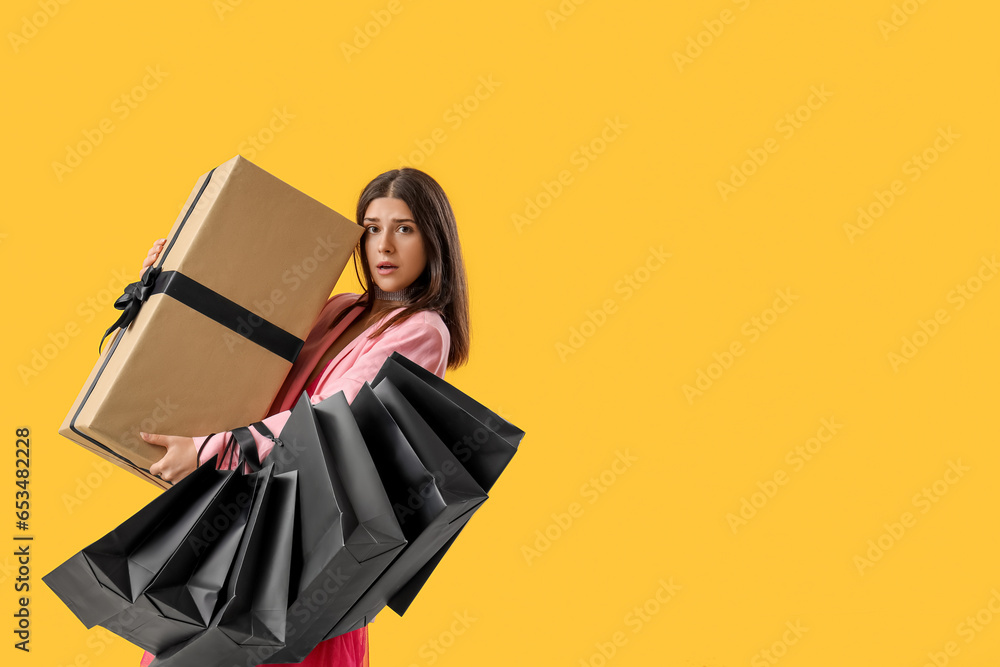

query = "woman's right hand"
140;238;167;279
142;431;199;484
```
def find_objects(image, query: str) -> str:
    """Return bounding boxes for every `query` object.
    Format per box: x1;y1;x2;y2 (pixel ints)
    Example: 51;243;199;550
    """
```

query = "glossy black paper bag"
322;381;488;638
151;467;298;667
43;457;266;653
373;352;523;491
43;457;228;632
369;353;524;615
96;465;269;653
261;391;406;664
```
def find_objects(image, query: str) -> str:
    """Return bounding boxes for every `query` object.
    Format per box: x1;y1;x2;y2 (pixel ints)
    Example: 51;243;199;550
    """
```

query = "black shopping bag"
150;465;298;667
111;460;272;653
370;353;524;616
43;453;266;653
322;381;488;638
261;391;406;664
43;457;227;630
141;471;258;624
373;352;523;491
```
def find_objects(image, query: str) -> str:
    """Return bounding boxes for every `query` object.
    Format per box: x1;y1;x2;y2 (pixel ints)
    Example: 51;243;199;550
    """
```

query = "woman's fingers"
140;431;167;447
139;240;167;278
144;432;174;481
149;459;164;478
143;432;196;484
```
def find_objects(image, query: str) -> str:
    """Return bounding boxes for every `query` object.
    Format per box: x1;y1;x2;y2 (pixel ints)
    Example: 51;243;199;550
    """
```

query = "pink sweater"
140;292;451;667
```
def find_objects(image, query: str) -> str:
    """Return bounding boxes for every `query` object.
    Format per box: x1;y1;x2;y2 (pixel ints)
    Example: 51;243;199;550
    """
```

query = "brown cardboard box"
59;155;363;488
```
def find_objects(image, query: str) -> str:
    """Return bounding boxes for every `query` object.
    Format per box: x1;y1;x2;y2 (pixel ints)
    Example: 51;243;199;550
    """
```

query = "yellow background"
2;1;999;665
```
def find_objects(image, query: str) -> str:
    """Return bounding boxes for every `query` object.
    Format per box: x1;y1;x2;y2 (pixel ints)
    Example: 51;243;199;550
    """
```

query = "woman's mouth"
376;263;398;275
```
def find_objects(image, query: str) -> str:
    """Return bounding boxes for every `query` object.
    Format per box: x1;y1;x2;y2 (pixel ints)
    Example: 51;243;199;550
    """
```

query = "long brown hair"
329;167;470;369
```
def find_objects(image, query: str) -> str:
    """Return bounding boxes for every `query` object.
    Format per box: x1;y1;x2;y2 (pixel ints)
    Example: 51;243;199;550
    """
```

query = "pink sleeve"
196;312;449;470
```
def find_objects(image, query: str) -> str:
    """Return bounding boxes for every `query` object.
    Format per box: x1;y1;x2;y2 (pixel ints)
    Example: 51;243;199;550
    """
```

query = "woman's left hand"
142;432;198;484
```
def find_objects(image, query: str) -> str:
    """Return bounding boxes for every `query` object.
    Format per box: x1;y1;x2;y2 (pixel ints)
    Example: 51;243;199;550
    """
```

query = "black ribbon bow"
99;266;161;354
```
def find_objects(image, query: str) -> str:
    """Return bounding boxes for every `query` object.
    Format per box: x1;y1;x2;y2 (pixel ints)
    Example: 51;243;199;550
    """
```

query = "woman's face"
363;197;428;296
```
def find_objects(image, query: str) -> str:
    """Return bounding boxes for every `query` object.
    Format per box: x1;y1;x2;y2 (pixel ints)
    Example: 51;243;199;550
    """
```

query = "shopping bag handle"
229;426;262;473
214;429;240;472
212;421;281;473
209;427;256;473
249;421;282;450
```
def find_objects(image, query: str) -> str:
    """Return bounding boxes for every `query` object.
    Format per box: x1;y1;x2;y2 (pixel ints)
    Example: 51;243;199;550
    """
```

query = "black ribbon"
99;267;161;354
96;266;303;363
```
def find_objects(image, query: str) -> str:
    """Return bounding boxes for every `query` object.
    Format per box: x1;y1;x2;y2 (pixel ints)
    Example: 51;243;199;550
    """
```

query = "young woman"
135;166;470;667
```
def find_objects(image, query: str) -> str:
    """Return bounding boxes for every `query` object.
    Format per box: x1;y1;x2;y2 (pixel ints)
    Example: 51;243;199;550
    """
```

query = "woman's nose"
377;231;394;253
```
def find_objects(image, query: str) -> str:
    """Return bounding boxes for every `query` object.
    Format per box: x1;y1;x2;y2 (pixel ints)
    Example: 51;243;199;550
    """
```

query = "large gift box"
59;155;363;488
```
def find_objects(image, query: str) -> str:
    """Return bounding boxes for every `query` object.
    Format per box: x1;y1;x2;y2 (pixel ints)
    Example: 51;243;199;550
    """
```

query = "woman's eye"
366;225;379;233
398;225;412;233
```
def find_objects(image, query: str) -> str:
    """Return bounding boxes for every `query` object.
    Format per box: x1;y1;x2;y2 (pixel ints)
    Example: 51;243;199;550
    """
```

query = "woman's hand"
142;432;198;484
140;238;167;279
